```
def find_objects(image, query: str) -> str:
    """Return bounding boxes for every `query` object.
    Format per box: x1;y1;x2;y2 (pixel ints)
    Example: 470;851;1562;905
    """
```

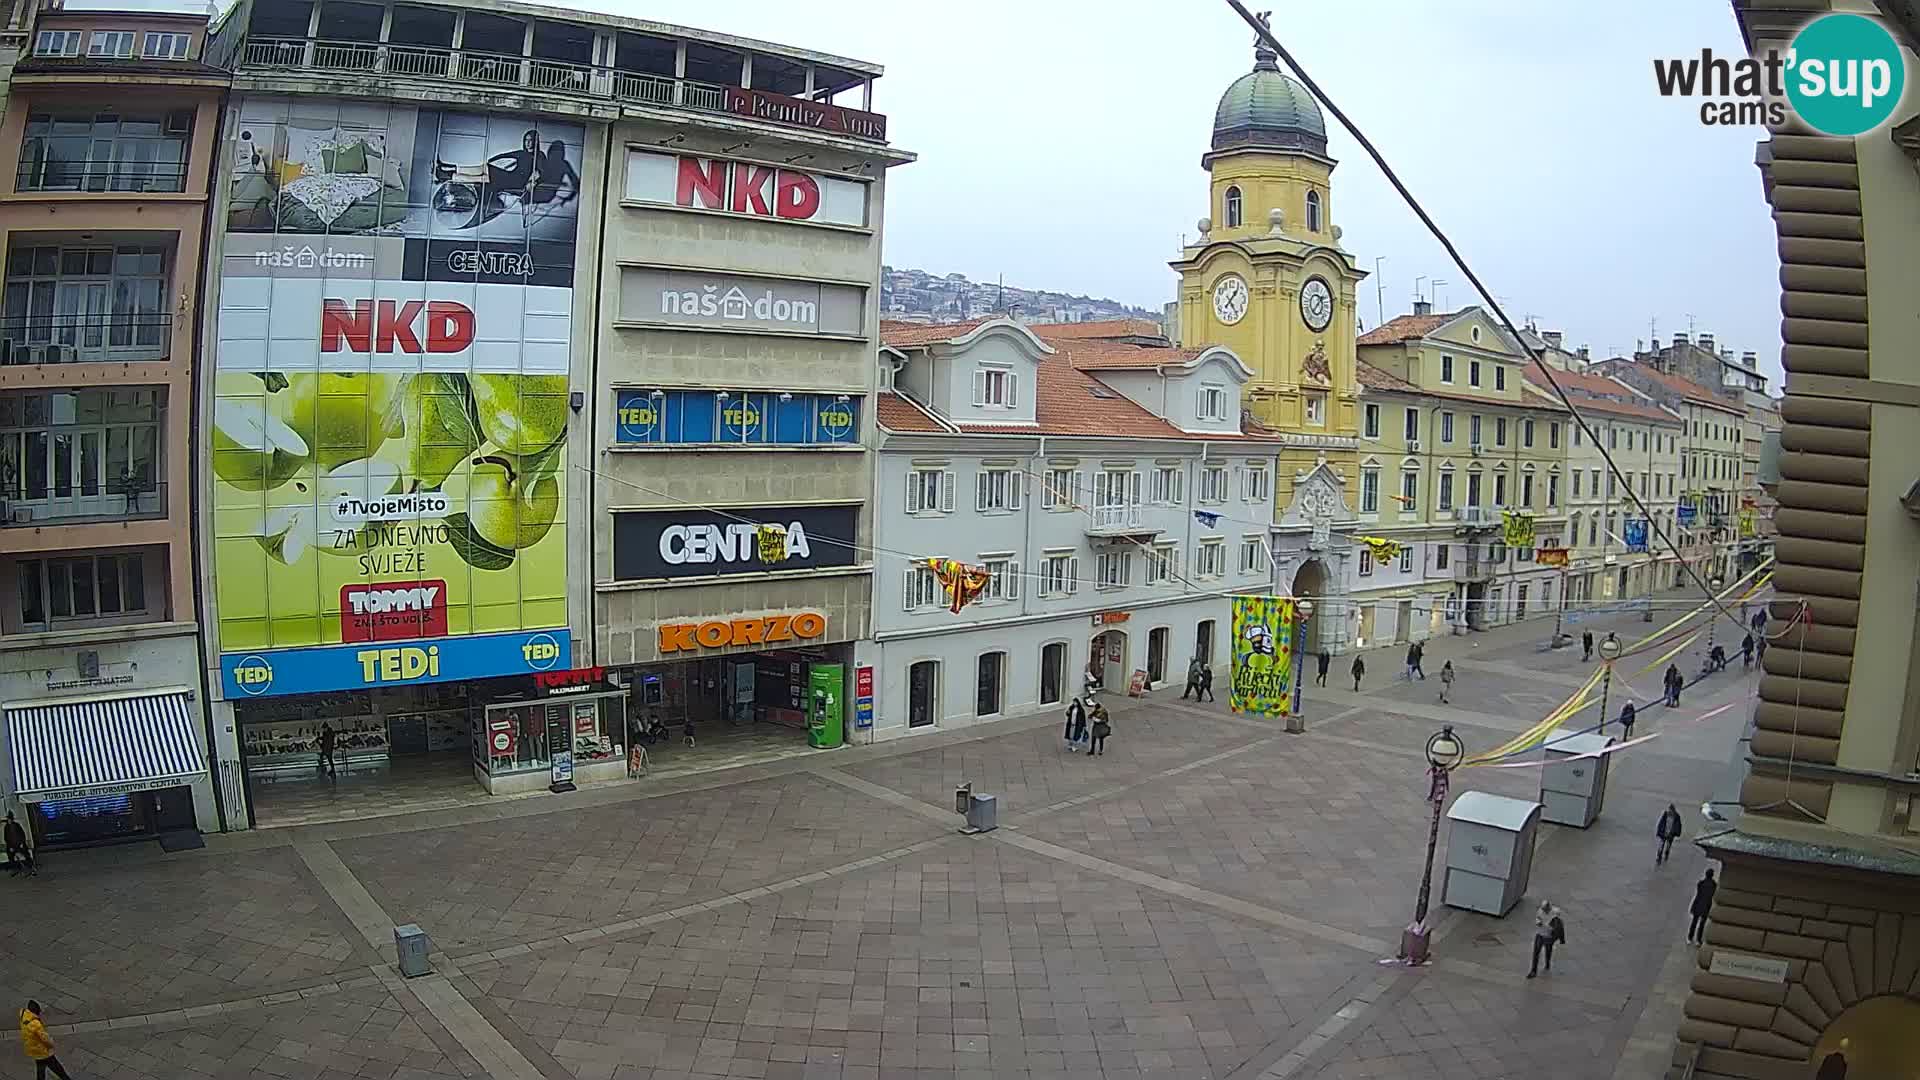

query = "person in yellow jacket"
18;1000;74;1079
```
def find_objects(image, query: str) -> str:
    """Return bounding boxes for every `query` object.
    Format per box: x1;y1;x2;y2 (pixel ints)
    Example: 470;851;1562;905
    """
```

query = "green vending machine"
807;663;845;748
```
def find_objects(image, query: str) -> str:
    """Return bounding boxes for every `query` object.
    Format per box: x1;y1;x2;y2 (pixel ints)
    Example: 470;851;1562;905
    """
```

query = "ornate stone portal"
1270;456;1356;652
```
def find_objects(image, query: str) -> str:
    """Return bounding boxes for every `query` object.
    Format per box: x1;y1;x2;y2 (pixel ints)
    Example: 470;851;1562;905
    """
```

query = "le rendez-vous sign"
722;87;887;142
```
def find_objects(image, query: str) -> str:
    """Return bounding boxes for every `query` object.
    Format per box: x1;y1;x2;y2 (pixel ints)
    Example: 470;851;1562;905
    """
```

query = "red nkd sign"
321;299;476;354
674;157;822;221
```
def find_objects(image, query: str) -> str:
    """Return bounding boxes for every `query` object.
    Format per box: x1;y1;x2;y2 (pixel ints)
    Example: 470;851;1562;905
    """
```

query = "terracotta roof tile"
879;319;990;347
1356;362;1417;392
1592;360;1742;413
1355;310;1462;346
1051;339;1205;371
1356;362;1567;413
1025;318;1165;342
874;391;949;433
1520;366;1638;400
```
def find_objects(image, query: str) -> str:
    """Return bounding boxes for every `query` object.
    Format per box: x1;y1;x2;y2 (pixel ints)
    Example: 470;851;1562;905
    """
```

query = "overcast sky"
577;0;1782;379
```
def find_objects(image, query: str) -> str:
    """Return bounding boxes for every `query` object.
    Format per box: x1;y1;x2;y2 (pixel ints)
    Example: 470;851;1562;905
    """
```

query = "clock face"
1300;277;1334;332
1212;275;1249;325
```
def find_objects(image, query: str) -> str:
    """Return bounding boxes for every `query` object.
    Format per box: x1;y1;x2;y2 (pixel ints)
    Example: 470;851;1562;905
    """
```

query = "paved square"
3;604;1752;1079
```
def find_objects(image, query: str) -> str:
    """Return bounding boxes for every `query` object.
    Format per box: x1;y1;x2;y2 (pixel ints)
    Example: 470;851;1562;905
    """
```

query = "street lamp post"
1288;599;1315;732
1597;635;1622;732
1705;575;1726;671
1400;724;1466;965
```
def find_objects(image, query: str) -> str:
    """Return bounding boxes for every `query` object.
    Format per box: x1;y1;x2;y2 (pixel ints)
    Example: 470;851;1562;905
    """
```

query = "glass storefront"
479;688;625;783
238;682;477;776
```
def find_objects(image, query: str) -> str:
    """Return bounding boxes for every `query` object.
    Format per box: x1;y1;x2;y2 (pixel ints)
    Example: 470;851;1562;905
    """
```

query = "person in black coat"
1197;664;1215;703
1350;655;1366;692
1688;869;1717;943
1316;650;1331;687
1581;630;1594;662
1655;803;1683;865
1619;701;1636;738
1741;633;1755;671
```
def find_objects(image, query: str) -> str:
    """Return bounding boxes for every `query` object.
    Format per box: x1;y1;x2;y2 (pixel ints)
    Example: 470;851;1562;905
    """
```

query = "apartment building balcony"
1085;503;1161;541
3;242;177;366
1;480;166;526
231;1;887;142
1452;555;1497;583
1;313;173;365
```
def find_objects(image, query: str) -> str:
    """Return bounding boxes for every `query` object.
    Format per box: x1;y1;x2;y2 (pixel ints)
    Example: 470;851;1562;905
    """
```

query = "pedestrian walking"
1180;657;1203;700
18;1000;73;1079
1198;663;1215;702
317;722;337;777
1756;636;1767;665
1438;661;1455;704
1656;803;1683;865
1741;633;1754;671
1751;608;1767;634
1664;665;1683;708
2;813;31;878
1619;701;1636;738
1407;641;1425;680
1063;696;1088;748
1527;901;1565;978
1581;630;1594;662
1316;650;1331;688
1087;704;1111;756
1688;869;1718;944
1350;655;1366;692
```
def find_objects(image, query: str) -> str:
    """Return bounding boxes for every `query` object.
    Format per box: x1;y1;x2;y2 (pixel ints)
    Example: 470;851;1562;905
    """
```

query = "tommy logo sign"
340;580;450;643
625;151;868;228
321;299;476;354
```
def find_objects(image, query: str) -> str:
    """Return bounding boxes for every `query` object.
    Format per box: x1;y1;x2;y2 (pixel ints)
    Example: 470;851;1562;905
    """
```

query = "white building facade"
864;320;1278;738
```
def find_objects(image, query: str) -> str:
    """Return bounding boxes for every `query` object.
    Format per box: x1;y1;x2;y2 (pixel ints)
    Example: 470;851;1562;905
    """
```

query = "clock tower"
1170;25;1366;636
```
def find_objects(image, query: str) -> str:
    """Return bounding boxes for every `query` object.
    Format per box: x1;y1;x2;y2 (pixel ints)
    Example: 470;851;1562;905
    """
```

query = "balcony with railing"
2;479;167;526
1086;503;1161;539
17;111;194;195
1;313;174;365
229;1;885;141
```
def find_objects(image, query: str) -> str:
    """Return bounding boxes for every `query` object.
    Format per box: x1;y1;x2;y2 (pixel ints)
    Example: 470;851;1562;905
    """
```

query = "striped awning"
6;691;205;802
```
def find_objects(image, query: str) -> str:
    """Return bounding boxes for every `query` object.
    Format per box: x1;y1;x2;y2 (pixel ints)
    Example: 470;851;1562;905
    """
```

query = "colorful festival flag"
1193;510;1221;528
1354;535;1402;563
926;557;991;614
1623;518;1649;553
1230;596;1296;718
1536;547;1570;568
1501;509;1536;549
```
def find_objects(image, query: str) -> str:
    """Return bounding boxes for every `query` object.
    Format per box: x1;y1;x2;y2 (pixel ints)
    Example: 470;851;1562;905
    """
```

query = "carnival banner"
1501;509;1536;549
1355;535;1402;564
1623;518;1650;553
1230;596;1296;718
1676;502;1697;526
1739;510;1757;538
1536;547;1570;568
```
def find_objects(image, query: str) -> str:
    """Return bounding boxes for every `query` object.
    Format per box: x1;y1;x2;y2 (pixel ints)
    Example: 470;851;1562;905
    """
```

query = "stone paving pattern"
0;594;1753;1079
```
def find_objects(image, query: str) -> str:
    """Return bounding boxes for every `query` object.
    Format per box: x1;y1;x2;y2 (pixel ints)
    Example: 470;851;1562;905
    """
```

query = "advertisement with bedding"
212;97;582;694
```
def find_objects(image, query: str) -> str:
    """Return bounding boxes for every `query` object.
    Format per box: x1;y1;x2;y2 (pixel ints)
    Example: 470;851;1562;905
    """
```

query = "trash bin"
963;792;997;833
955;783;972;815
394;923;432;978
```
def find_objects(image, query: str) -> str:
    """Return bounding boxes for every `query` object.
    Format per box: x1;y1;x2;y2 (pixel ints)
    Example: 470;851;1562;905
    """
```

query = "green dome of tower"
1211;43;1328;156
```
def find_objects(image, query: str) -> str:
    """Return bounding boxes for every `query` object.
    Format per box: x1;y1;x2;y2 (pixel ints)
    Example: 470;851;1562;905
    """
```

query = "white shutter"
972;368;987;406
941;470;956;512
903;567;917;611
1068;556;1079;594
1009;471;1023;510
1007;371;1019;408
1072;470;1085;509
905;471;922;514
1129;471;1142;506
976;470;989;511
1006;561;1020;600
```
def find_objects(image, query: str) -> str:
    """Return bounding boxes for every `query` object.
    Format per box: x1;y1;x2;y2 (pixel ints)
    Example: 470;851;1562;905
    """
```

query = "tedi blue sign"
221;629;570;698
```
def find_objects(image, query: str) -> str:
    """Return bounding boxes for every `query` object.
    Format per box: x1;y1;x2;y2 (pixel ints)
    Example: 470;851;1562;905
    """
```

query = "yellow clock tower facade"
1171;35;1365;642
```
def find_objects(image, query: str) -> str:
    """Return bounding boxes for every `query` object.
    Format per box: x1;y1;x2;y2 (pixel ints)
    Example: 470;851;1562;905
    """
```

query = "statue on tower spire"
1252;11;1279;70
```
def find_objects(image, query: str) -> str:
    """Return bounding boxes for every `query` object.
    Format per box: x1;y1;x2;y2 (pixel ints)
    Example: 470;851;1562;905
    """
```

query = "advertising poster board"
1230;596;1296;718
211;99;582;687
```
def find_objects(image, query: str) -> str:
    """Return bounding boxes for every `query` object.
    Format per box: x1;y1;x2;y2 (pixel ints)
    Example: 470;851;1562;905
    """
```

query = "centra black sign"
612;504;859;581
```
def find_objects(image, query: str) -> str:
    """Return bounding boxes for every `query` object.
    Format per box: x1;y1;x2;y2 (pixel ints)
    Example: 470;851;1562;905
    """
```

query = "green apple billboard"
211;98;582;690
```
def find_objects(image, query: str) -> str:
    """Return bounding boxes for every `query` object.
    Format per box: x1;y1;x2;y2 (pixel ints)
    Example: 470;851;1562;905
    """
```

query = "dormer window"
973;365;1017;409
1198;383;1228;421
1306;190;1323;233
1224;186;1243;228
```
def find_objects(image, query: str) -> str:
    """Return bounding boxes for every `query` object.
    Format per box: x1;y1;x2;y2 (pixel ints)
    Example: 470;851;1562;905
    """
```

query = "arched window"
1306;190;1323;232
1224;186;1243;228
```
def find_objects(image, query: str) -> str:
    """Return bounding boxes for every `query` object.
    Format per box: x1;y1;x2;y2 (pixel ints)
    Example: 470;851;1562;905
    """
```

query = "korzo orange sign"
658;612;828;654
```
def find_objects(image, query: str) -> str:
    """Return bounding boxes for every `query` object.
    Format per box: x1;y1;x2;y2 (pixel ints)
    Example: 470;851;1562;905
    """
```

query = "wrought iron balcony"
0;314;173;364
1086;503;1159;539
15;163;188;194
1;481;167;527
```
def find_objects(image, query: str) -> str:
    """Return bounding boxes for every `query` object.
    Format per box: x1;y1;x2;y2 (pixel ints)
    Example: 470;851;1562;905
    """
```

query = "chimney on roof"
1577;345;1590;362
1673;332;1689;347
1651;337;1661;352
1543;330;1563;349
1742;350;1757;369
1412;299;1433;317
1699;332;1715;352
